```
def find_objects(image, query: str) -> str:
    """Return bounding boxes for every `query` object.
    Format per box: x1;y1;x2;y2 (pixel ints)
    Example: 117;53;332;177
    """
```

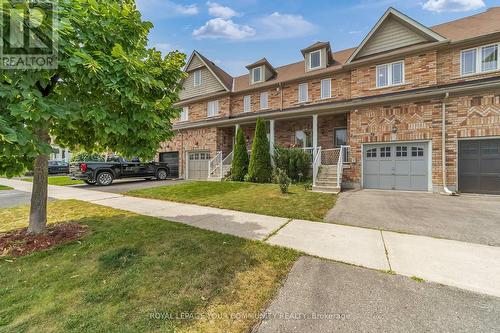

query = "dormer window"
309;50;321;70
301;41;332;72
194;69;202;87
246;58;277;85
252;67;262;83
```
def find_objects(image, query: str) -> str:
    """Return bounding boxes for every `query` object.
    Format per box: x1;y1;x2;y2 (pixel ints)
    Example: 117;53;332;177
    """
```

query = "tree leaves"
0;0;186;175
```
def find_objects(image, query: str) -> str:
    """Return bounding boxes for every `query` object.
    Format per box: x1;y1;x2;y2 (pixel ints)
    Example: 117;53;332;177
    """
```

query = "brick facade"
161;22;500;191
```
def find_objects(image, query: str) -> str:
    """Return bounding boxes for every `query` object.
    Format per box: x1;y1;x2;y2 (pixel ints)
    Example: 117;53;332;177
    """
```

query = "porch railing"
312;146;322;187
209;150;233;179
208;151;222;179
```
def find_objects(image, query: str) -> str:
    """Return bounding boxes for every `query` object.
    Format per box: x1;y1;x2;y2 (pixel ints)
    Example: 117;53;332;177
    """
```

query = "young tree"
231;127;249;181
247;118;272;183
0;0;185;234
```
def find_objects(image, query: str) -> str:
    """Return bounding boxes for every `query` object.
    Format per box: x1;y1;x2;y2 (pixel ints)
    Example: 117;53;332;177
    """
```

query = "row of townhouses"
158;7;500;195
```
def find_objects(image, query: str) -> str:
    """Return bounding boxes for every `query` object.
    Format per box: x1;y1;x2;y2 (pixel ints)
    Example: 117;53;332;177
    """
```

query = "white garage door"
363;142;429;191
188;151;210;180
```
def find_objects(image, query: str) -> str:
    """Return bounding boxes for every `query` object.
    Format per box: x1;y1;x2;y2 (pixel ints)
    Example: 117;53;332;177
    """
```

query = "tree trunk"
28;127;50;235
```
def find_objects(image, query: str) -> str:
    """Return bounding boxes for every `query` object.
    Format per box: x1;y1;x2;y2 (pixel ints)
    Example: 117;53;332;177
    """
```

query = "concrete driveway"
255;256;500;333
326;190;500;246
70;178;186;193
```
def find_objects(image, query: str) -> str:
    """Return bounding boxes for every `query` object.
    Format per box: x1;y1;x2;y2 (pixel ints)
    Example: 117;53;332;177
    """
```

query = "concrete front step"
312;185;340;194
317;174;337;182
315;181;339;187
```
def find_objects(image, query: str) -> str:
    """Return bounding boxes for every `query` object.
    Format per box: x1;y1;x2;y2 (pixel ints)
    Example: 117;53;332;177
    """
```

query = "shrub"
71;151;105;162
274;168;291;194
247;118;272;183
231;127;249;181
303;182;312;191
274;147;311;182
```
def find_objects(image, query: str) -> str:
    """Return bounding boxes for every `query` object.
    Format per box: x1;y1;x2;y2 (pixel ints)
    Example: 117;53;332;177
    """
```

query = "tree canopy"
0;0;186;233
0;0;186;176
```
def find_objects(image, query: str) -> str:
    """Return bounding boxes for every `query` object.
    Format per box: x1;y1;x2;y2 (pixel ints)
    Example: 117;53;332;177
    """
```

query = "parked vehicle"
69;156;170;186
48;160;69;174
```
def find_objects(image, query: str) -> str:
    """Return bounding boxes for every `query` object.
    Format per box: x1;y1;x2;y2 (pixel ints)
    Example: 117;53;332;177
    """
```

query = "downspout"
279;82;283;111
441;92;455;196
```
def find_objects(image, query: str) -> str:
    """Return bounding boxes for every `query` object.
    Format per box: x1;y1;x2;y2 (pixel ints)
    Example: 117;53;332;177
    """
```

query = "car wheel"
96;171;114;186
156;169;168;180
84;179;96;185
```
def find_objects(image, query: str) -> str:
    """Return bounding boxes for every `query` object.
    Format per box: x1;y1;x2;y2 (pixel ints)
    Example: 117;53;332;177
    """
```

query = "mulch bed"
0;223;89;257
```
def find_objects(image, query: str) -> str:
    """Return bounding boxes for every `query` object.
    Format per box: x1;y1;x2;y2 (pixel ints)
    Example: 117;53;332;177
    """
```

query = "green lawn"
127;181;336;221
0;185;13;190
22;175;83;186
0;200;298;332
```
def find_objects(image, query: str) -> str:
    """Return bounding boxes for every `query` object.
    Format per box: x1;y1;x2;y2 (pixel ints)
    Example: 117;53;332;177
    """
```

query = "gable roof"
182;7;500;97
432;6;500;42
184;51;233;91
347;7;447;63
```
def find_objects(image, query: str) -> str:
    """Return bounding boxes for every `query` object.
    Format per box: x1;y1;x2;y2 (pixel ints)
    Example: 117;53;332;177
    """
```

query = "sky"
136;0;498;76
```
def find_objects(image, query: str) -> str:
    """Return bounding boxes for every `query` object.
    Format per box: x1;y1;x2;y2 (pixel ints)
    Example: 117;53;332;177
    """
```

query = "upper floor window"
376;61;404;88
194;69;202;87
309;50;321;70
461;43;500;76
252;67;262;84
260;92;268;109
320;79;331;99
243;95;251;112
180;106;188;122
298;83;308;103
207;100;219;117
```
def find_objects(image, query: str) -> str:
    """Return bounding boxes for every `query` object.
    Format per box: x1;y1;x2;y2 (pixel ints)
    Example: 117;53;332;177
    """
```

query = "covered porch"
210;112;351;192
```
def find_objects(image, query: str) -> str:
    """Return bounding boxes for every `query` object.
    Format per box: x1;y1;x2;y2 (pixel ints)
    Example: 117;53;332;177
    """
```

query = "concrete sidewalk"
1;178;500;298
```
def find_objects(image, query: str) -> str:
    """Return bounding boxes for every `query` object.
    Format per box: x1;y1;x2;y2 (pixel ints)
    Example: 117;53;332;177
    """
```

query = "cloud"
136;0;198;17
254;12;316;39
422;0;485;12
207;2;238;18
192;18;256;39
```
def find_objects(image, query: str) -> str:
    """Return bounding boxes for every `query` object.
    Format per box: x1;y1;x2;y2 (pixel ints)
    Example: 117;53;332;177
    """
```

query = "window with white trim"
461;43;500;76
309;50;321;70
376;61;404;88
180;106;188;122
207;100;219;117
252;67;262;83
260;92;268;109
320;78;331;99
243;95;251;112
194;69;202;87
298;83;308;103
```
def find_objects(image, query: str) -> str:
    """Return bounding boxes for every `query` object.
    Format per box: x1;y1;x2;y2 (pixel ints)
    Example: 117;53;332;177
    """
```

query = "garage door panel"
379;175;394;190
395;175;410;190
480;175;500;192
394;160;410;175
459;139;500;195
188;152;209;180
363;142;429;191
379;160;394;175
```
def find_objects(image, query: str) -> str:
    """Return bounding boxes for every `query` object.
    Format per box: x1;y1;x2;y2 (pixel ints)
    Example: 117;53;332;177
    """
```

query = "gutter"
440;92;456;196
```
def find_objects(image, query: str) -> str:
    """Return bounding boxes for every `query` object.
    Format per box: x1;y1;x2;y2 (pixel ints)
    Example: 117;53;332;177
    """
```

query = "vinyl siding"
357;18;428;58
305;48;327;72
186;55;204;71
179;66;226;100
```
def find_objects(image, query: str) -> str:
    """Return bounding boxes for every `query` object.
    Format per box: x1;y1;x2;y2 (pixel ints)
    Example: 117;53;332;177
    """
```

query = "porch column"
269;119;275;160
312;114;318;157
234;124;239;148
